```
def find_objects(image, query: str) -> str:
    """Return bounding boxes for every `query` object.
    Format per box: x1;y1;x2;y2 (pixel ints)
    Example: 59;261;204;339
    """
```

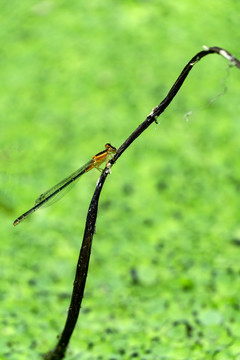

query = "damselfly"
13;143;117;226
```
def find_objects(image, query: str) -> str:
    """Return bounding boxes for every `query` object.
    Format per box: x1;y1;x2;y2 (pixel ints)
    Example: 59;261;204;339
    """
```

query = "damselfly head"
105;143;117;153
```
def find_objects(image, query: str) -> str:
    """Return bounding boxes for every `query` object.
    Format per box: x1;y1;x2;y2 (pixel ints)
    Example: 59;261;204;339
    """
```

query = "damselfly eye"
105;143;116;152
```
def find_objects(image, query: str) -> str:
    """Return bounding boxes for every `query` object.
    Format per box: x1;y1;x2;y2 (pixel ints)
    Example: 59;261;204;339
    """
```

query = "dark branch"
112;46;240;163
44;46;240;360
44;175;108;360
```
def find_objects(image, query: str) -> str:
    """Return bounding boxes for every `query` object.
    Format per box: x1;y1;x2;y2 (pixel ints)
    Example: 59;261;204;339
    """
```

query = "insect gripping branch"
44;46;240;360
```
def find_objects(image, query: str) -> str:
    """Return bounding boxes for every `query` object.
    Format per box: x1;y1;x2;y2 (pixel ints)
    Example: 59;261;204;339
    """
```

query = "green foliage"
1;0;240;359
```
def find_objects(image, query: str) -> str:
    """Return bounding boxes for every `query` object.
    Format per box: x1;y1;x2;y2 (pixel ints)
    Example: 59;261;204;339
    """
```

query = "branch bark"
44;46;240;360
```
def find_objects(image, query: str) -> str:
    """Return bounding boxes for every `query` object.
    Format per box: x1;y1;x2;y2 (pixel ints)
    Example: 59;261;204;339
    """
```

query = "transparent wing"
35;160;93;205
13;160;93;226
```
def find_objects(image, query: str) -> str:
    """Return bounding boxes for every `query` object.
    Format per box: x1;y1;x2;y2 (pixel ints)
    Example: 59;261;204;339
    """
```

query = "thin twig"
44;46;240;360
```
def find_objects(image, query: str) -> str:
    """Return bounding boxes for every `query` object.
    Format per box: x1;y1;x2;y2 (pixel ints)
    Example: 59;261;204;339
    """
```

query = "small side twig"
44;46;240;360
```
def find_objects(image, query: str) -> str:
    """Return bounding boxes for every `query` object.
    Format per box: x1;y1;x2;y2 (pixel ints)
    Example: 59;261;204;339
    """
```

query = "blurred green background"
1;1;240;359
